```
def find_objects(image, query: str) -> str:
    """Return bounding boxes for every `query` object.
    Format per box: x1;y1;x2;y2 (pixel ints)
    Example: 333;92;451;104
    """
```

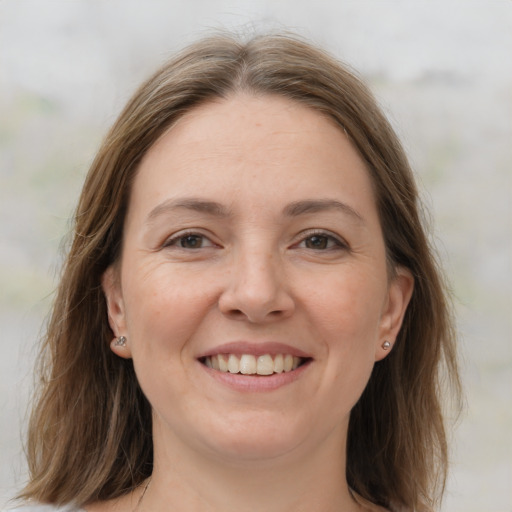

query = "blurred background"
0;1;510;510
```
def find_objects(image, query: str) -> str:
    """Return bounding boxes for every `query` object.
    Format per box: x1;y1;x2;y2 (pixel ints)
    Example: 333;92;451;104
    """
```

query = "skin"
95;94;413;512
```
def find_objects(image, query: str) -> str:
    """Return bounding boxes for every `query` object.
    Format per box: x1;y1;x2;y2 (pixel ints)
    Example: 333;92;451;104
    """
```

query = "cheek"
122;263;219;354
304;266;386;343
302;267;386;400
121;268;216;406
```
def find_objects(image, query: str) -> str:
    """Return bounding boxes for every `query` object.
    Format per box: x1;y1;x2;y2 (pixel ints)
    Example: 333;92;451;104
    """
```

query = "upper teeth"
204;354;302;375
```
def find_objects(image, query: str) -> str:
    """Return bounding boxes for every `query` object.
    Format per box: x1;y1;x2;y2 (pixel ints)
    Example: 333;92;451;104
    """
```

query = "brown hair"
21;33;461;511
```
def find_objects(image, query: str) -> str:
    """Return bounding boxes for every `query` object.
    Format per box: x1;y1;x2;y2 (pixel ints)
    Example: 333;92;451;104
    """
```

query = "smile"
201;353;308;376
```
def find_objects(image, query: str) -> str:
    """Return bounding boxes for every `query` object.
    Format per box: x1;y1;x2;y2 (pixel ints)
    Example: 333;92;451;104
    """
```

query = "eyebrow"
146;197;365;224
283;199;365;223
146;198;231;223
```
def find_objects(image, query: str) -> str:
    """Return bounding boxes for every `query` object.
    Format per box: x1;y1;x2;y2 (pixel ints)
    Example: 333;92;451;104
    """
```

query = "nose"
218;248;295;323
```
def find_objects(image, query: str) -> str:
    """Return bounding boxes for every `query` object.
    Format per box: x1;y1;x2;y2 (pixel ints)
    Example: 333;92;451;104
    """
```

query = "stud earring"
114;336;127;347
382;340;391;350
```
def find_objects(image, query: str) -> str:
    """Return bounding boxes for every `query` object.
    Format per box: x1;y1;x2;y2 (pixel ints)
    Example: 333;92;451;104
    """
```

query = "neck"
141;421;362;512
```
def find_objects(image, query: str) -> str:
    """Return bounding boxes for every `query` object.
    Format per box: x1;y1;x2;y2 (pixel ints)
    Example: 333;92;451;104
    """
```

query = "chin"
197;413;314;464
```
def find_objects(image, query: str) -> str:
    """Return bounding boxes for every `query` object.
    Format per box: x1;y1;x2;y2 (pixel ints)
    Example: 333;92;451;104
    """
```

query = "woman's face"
103;94;413;464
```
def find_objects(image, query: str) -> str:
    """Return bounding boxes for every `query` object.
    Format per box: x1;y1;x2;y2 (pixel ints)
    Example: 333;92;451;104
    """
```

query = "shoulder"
4;505;84;512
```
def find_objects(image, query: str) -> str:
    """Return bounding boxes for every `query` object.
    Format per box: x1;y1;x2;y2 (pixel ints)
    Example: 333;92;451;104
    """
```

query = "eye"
296;231;347;251
163;232;215;249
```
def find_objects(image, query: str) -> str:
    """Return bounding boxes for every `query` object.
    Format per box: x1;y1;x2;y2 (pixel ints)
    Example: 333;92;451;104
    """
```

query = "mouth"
199;353;312;376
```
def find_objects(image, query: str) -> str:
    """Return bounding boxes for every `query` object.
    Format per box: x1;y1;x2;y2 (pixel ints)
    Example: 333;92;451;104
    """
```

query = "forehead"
130;93;378;222
145;93;354;158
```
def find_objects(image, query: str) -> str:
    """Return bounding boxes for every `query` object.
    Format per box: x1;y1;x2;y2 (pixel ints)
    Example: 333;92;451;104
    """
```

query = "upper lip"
197;341;313;359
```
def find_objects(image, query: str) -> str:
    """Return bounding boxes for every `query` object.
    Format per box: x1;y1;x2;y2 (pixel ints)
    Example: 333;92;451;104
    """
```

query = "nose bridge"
220;237;294;322
238;244;278;296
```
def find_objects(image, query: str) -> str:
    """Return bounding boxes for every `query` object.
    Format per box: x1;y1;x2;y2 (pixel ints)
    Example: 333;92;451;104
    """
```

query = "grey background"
1;1;511;510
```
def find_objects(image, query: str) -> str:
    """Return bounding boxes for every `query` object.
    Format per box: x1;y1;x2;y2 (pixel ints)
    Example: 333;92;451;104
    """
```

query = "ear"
375;267;414;361
102;265;132;359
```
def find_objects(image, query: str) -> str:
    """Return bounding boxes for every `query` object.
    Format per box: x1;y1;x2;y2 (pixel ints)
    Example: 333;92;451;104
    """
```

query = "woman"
12;33;460;512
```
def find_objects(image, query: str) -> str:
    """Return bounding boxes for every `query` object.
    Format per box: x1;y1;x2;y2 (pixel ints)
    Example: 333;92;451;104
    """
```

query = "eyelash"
294;230;349;251
162;231;215;250
162;229;349;252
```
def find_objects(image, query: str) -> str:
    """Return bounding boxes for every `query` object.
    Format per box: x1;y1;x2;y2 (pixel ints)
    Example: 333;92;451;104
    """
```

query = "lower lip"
198;360;312;392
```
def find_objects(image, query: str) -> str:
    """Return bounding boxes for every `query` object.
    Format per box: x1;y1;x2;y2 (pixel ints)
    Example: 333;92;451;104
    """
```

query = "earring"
114;336;127;347
382;340;391;350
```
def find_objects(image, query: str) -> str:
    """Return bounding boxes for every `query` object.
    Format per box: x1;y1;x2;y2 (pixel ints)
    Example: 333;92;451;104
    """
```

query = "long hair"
21;33;461;511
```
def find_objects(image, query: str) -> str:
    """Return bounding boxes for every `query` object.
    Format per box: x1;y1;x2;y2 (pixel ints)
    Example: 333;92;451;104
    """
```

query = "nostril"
226;309;245;318
223;308;289;324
